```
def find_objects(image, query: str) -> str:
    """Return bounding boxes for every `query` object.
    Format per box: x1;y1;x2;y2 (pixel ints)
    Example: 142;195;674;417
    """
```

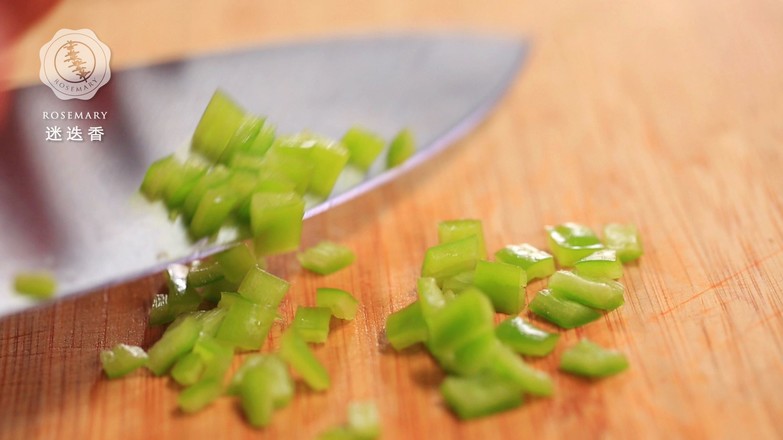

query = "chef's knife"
0;33;528;316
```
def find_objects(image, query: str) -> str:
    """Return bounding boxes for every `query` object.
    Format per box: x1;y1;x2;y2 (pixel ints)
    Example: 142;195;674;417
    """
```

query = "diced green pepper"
486;345;554;396
386;128;415;168
191;90;248;162
149;293;175;326
472;260;527;314
221;115;266;163
214;243;256;283
163;159;207;210
416;277;446;326
250;192;305;255
494;243;556;281
298;241;355;275
215;294;276;350
189;185;239;239
427;288;494;358
228;354;293;409
177;378;223;413
195;307;228;337
440;375;523;420
187;260;224;287
245;120;276;157
437;219;487;259
279;329;331;391
293;306;332;343
574;249;623;279
528;288;602;329
559;339;629;378
548;270;624;311
441;270;474;294
495;316;559;357
546;222;604;267
342;127;385;171
432;331;498;376
139;155;178;201
347;401;381;439
421;235;481;282
147;316;202;376
197;278;239;304
385;301;428;350
165;264;202;317
316;288;359;320
603;223;644;263
182;166;231;221
13;271;57;299
239;367;275;428
237;266;289;308
273;134;349;197
257;150;313;195
100;344;148;379
171;352;205;386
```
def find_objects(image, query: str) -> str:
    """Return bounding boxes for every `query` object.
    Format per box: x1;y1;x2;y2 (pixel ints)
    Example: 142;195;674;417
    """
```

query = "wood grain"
2;0;783;438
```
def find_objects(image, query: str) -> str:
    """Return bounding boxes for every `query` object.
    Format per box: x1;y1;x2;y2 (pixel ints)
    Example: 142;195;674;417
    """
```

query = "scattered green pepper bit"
279;328;331;391
186;260;224;287
546;222;604;267
441;270;474;294
495;316;560;357
100;344;148;379
342;127;386;171
298;241;356;275
385;301;428;350
250;192;305;255
528;288;602;329
189;185;239;239
239;367;275;428
228;354;294;409
548;270;624;311
416;277;447;326
13;271;57;300
237;266;290;308
421;235;481;282
472;260;527;314
560;339;629;378
574;249;623;279
147;316;202;376
178;378;224;414
440;375;523;420
214;244;256;283
293;306;332;343
215;294;276;351
485;344;554;397
191;90;249;163
494;243;556;281
386;128;416;168
316;288;360;320
603;223;644;263
437;219;487;259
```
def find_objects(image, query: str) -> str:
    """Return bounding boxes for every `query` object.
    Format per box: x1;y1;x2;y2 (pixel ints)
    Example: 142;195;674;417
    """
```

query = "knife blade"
0;33;528;316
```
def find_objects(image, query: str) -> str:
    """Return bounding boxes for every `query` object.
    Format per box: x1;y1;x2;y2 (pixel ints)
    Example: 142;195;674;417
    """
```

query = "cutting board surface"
2;0;782;439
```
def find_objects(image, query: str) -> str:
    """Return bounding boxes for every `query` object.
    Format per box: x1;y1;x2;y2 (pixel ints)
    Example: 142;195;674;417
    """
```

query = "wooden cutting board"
2;0;782;438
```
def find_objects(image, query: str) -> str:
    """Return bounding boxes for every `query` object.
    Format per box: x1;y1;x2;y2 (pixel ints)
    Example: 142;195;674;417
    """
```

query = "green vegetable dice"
187;260;224;287
528;288;602;329
229;354;293;409
191;90;248;162
386;128;415;168
298;241;356;275
603;223;644;263
494;243;556;281
177;378;223;413
437;219;487;259
421;235;481;282
279;329;331;391
189;185;239;239
13;271;57;300
293;306;332;343
163;159;206;210
215;294;276;350
342;126;385;171
147;316;202;376
416;277;447;326
548;270;624;311
495;316;559;357
546;222;604;267
237;266;289;308
441;270;474;294
249;192;305;255
574;249;623;279
560;339;629;378
440;375;523;420
385;301;428;350
485;344;554;396
316;288;359;320
100;344;148;379
472;260;527;314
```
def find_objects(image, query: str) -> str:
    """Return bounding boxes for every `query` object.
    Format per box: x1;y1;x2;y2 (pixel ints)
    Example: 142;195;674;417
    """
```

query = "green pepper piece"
316;288;359;320
431;331;499;376
440;375;523;420
165;264;202;317
528;288;602;329
416;277;446;326
147;316;202;376
149;293;175;326
546;222;604;267
472;260;527;314
485;344;554;396
187;260;224;287
163;159;207;210
441;270;474;294
298;241;356;275
245;119;276;157
279;328;331;391
603;223;644;263
100;344;148;379
427;288;494;356
273;134;349;197
197;278;239;304
495;316;559;357
195;307;227;337
13;271;57;300
228;354;293;409
494;243;556;281
250;192;305;255
386;128;415;169
221;115;266;164
548;270;624;311
177;378;223;414
437;219;487;259
215;295;276;351
574;249;623;279
342;127;385;171
191;90;248;162
385;301;428;350
189;185;239;239
257;149;313;195
139;155;178;201
171;352;205;386
237;266;289;308
182;166;231;221
293;306;332;343
560;339;629;378
421;235;481;282
214;243;256;283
